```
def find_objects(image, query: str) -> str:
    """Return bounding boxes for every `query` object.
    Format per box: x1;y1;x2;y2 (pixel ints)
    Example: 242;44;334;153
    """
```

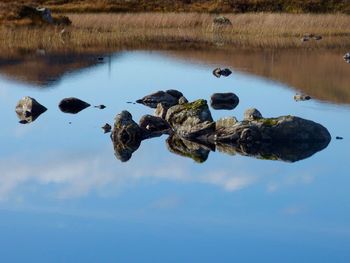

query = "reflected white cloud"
0;151;262;201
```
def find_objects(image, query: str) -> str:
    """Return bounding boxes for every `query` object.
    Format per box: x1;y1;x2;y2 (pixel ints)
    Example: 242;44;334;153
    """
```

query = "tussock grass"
1;13;350;53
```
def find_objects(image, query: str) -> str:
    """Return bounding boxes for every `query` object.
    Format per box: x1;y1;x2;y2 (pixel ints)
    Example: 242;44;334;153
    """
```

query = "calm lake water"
0;50;350;262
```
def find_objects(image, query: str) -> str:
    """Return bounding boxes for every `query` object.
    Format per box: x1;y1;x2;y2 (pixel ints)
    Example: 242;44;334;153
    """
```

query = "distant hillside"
1;0;350;14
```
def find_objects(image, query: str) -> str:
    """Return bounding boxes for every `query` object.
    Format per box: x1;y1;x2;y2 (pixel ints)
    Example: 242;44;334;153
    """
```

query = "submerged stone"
15;96;47;124
59;97;90;114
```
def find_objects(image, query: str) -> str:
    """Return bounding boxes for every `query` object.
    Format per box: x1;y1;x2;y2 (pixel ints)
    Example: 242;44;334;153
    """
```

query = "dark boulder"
59;97;90;114
15;96;47;124
17;5;53;24
211;92;239;110
139;115;170;134
102;123;111;133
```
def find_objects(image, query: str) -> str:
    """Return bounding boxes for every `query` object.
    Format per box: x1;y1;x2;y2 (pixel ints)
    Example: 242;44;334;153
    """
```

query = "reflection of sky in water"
0;51;349;262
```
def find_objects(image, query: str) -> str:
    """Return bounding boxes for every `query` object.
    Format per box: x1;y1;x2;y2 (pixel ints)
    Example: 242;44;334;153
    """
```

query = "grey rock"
243;108;263;121
59;97;90;114
154;103;169;119
15;96;47;124
178;96;189;105
211;92;239;110
165;99;215;140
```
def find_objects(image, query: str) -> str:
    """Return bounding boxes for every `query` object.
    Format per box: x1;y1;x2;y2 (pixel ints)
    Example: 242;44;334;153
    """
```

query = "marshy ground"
1;12;350;53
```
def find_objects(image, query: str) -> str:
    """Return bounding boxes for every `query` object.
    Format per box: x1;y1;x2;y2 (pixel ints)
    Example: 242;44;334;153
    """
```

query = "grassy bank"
1;13;350;53
1;0;350;14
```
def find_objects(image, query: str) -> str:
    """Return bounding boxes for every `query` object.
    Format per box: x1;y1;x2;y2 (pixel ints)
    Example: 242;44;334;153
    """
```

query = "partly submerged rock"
294;94;311;101
211;92;239;110
102;123;111;134
344;52;350;63
111;111;143;162
212;68;232;78
165;99;215;140
136;90;179;108
15;96;47;124
166;134;211;163
59;97;90;114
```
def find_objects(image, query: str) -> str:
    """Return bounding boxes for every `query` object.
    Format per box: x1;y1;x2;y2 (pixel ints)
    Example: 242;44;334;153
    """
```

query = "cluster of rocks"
344;52;350;64
15;96;104;124
111;89;331;163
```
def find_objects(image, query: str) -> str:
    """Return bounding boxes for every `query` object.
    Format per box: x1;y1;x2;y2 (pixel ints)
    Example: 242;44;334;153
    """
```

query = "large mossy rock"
165;99;215;139
215;115;331;143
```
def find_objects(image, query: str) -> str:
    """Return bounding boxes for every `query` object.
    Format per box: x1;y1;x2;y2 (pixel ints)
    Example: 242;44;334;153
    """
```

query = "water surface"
0;50;349;262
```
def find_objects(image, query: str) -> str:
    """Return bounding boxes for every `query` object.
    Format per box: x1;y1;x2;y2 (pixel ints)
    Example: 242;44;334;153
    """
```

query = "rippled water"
0;50;350;262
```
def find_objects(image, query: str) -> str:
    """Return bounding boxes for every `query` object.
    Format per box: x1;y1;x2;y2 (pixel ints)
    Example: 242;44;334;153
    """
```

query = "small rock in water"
59;97;90;114
127;101;136;104
15;96;47;124
102;123;112;133
210;92;239;110
220;68;232;77
212;68;232;78
344;52;350;63
336;136;343;140
95;105;106;109
313;35;322;41
97;57;104;62
294;94;311;101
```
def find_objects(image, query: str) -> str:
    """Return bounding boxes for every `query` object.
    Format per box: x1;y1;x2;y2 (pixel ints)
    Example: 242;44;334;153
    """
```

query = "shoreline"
1;13;350;52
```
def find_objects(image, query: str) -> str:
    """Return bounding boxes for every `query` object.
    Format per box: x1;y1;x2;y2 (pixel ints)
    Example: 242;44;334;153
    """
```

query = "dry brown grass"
1;13;350;54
